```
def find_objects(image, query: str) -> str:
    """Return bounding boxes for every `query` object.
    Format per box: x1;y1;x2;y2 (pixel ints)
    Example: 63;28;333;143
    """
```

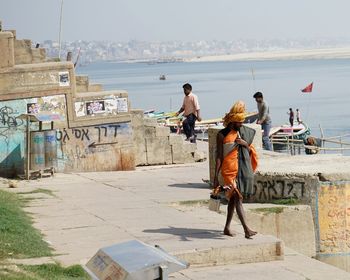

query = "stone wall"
0;32;15;68
242;205;316;257
131;110;206;166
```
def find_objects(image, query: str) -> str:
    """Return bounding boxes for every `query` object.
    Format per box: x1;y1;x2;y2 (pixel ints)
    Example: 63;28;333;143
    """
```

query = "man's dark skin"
213;121;257;239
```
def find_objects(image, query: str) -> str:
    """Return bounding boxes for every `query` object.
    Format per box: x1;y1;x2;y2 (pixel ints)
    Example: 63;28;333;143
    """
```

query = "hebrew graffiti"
252;178;306;201
56;123;132;170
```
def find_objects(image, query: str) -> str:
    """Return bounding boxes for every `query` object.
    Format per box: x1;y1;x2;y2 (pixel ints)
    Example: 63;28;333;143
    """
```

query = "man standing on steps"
253;91;272;150
176;83;202;143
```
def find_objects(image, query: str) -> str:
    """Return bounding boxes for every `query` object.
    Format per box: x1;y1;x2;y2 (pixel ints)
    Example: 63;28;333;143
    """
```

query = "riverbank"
185;47;350;63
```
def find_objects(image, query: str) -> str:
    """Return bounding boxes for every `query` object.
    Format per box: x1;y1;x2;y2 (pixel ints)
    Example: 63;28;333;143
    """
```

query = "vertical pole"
319;124;325;154
58;0;64;60
340;136;343;154
26;116;30;180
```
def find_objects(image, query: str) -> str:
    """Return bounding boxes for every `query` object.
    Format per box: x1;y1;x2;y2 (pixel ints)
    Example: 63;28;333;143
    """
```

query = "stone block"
194;150;207;162
130;110;145;129
0;32;14;68
133;131;147;166
75;75;89;92
183;143;196;153
145;137;167;165
88;83;103;92
14;39;32;64
143;117;158;127
242;205;316;257
171;144;184;164
144;126;156;138
32;48;46;63
169;134;183;145
155;126;170;137
165;145;172;165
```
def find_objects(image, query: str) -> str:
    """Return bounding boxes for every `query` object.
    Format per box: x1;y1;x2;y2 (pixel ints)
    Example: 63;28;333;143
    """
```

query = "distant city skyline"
1;0;350;43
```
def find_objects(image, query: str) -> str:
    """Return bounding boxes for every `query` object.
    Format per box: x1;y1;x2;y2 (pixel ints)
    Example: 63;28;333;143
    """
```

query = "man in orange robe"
213;101;258;239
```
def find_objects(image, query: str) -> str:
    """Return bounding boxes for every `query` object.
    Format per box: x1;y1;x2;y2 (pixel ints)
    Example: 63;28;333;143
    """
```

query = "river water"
77;58;350;141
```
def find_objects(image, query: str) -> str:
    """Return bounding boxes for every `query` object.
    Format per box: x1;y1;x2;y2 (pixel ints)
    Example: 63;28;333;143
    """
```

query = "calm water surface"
77;59;350;139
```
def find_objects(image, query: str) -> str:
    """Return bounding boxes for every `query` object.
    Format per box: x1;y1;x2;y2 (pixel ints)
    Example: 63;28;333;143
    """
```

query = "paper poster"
26;95;67;121
86;101;105;115
117;98;128;113
74;101;86;117
59;71;70;86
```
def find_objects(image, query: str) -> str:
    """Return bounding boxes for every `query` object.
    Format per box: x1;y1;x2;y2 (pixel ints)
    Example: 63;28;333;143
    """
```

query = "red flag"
301;82;313;93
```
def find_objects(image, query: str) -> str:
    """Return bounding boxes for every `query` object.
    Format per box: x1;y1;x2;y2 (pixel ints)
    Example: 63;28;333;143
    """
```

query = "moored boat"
269;122;311;151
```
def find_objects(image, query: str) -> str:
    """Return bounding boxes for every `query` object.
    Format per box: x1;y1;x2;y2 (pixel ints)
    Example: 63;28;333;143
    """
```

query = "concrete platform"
7;162;282;267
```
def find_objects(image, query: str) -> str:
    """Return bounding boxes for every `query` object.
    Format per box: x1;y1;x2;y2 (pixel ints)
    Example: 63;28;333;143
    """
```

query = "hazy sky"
1;0;350;42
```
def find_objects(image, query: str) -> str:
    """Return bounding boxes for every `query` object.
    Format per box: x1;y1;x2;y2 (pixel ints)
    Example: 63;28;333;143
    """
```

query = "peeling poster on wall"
117;98;128;113
86;101;105;115
59;72;70;87
26;95;67;121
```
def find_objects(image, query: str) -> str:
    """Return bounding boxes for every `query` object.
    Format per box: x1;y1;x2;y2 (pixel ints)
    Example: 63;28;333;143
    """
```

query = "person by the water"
213;101;258;239
296;108;302;124
253;92;272;150
288;108;294;127
175;83;202;143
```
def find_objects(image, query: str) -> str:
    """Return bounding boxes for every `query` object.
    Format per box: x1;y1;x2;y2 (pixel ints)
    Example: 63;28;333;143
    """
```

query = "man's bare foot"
244;229;257;239
223;228;236;237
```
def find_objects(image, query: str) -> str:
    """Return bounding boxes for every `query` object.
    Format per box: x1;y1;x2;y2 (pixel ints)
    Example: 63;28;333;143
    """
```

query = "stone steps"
148;231;284;267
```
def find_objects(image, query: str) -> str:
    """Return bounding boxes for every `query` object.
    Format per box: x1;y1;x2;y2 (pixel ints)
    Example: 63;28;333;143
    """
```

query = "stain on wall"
0;95;134;177
318;182;350;254
56;123;134;172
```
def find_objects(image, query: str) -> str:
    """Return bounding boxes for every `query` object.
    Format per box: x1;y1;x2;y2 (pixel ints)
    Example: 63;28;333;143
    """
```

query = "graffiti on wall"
74;96;128;117
0;106;24;129
318;183;350;254
0;95;67;139
251;177;306;201
55;123;133;170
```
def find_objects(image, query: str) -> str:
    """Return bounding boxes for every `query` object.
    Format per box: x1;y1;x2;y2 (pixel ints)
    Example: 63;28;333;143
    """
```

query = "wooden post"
25;116;30;180
340;136;343;154
319;124;326;154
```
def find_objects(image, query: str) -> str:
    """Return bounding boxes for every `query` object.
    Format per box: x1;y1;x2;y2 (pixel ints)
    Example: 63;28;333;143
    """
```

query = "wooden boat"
163;112;259;134
269;122;311;151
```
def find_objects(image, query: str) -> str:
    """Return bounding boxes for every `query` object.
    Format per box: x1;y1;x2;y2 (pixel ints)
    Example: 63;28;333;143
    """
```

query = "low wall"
316;181;350;272
208;125;350;271
56;122;135;172
131;110;206;166
240;205;316;257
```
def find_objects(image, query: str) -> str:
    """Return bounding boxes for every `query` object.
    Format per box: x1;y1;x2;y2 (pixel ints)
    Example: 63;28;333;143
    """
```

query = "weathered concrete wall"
0;95;68;177
131;110;206;166
75;75;103;93
316;181;350;272
0;32;15;68
76;75;89;92
208;125;350;270
56;122;135;172
0;62;76;99
241;205;316;257
251;172;319;204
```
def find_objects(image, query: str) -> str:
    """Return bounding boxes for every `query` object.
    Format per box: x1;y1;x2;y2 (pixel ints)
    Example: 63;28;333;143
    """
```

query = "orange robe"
221;130;258;198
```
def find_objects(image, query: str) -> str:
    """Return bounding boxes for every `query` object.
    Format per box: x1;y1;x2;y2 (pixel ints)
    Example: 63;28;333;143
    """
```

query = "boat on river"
269;122;311;151
144;110;258;136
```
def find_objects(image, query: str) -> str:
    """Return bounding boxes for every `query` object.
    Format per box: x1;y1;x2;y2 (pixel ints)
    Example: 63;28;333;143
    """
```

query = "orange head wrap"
223;100;246;127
